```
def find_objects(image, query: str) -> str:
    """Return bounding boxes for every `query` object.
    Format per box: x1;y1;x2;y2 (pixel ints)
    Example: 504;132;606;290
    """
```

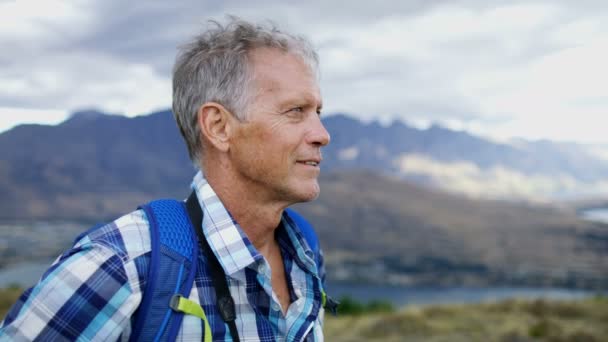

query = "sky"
1;0;607;144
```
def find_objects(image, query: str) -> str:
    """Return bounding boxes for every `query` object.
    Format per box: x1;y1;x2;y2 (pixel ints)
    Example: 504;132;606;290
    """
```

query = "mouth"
297;159;321;167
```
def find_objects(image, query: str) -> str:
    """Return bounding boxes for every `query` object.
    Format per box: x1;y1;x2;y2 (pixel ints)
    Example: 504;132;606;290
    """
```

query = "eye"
284;107;305;117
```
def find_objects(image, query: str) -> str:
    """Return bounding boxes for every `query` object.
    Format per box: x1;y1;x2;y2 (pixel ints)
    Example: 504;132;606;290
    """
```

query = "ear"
197;102;234;152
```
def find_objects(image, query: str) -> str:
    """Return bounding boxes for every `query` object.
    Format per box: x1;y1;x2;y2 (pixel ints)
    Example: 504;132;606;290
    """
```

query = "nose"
307;115;331;147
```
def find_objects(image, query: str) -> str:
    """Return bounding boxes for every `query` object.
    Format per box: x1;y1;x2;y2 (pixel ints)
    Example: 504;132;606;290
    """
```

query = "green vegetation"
2;287;606;341
0;285;23;319
324;296;608;342
334;296;395;316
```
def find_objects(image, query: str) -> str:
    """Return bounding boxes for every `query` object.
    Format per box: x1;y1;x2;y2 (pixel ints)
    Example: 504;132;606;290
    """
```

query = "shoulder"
0;210;153;339
75;209;152;263
59;209;154;294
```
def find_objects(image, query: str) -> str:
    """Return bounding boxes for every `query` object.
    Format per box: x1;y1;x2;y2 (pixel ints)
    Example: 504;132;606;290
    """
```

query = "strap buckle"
169;294;183;311
218;295;236;322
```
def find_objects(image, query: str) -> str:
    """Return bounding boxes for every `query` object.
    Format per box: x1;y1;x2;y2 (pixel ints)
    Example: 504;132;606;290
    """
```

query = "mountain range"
322;114;608;200
3;109;608;211
1;109;607;288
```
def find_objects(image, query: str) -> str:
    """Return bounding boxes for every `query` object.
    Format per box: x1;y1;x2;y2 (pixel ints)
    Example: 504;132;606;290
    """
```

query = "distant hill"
1;110;607;288
296;171;608;288
0;110;192;220
322;114;608;200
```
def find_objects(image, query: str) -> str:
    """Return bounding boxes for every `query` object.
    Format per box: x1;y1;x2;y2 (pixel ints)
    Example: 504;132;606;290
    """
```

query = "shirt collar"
191;171;320;278
192;171;262;275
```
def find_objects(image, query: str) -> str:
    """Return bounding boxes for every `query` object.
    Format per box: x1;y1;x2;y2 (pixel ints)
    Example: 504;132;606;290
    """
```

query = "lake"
0;259;600;308
580;207;608;224
326;282;597;307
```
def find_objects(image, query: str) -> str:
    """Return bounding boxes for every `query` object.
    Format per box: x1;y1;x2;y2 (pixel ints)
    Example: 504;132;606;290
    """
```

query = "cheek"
238;124;267;149
259;125;298;153
238;126;284;166
237;122;303;167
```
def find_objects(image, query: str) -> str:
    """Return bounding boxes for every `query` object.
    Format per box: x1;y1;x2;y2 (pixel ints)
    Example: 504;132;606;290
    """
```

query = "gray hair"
172;17;319;166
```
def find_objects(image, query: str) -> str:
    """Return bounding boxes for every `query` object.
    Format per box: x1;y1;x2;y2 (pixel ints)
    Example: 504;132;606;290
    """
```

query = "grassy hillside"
324;296;608;342
2;286;606;341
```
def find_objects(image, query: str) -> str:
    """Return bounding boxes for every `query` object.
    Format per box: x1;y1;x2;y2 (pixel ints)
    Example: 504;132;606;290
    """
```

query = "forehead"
248;48;321;101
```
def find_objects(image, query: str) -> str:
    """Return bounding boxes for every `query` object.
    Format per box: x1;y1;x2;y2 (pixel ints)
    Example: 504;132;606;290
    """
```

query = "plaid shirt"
0;171;326;341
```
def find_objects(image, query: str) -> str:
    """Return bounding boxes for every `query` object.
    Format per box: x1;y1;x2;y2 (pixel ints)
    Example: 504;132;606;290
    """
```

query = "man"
0;18;330;341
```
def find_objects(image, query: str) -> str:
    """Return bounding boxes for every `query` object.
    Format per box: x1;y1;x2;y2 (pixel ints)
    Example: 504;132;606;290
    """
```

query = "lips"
296;158;322;167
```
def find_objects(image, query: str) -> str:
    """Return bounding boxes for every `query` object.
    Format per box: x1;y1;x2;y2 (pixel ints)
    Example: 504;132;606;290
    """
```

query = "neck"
202;159;287;255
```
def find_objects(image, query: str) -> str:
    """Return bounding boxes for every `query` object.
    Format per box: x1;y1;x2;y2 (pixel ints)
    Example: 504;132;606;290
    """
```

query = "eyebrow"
279;92;322;109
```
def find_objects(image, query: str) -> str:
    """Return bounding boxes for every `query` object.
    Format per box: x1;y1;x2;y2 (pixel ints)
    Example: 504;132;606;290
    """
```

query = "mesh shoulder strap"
130;199;199;342
285;208;320;259
285;208;339;315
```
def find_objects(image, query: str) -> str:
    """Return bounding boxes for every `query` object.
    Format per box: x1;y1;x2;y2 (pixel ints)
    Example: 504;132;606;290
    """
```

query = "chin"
299;185;321;202
300;191;319;202
289;182;320;203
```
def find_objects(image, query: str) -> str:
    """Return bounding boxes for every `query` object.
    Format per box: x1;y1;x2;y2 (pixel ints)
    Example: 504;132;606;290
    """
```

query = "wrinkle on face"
224;48;326;205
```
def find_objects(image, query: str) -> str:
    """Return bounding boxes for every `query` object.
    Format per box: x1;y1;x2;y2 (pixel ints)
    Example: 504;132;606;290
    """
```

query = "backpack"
126;193;335;341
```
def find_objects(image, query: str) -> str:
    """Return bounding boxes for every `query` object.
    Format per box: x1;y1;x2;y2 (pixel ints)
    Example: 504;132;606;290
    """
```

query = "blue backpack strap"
130;199;199;342
284;208;320;264
285;208;339;315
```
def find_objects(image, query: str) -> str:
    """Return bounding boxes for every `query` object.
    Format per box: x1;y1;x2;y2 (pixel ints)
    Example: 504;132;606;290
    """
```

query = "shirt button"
272;302;280;311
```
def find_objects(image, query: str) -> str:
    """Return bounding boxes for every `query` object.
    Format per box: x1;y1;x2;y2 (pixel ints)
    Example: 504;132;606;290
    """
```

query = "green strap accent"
171;295;212;342
321;290;327;307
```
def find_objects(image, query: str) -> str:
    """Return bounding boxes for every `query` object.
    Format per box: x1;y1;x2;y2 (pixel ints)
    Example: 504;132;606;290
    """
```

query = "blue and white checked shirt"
0;171;326;341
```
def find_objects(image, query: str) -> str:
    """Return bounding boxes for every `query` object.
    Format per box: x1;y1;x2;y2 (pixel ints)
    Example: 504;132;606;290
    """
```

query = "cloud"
0;0;607;142
0;51;170;115
0;107;68;132
395;153;608;200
